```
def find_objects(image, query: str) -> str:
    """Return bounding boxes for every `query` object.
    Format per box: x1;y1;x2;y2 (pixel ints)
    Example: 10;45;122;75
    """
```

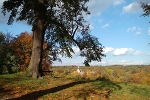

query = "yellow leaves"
106;68;113;75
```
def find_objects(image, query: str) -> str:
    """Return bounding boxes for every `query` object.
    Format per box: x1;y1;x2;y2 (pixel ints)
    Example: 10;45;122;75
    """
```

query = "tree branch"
72;26;78;38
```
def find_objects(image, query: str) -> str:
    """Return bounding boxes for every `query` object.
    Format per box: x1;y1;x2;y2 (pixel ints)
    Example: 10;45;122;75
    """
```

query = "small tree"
83;60;90;66
0;32;17;74
12;32;32;71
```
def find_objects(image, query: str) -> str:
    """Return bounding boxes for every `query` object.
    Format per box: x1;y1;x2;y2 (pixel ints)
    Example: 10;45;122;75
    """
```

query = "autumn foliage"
1;65;150;100
12;32;32;71
52;65;150;85
0;31;51;74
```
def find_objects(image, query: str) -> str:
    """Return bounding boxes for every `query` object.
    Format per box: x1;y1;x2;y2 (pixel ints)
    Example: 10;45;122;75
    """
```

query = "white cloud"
72;47;80;57
127;27;136;32
103;47;146;56
134;50;143;55
133;51;150;56
87;0;111;16
103;47;114;54
113;0;125;6
145;52;150;56
113;48;133;56
148;28;150;36
122;2;142;14
119;60;132;63
118;60;146;65
102;23;109;28
87;0;126;16
135;31;141;35
99;61;107;64
127;27;142;35
119;60;130;65
132;61;145;65
98;19;103;23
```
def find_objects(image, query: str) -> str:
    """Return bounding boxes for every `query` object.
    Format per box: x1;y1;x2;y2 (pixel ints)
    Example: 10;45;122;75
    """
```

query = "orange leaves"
11;32;52;72
12;32;32;71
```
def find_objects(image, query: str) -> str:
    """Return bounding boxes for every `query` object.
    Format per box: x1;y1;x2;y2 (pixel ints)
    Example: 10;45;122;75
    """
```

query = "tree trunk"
26;19;45;78
26;0;46;78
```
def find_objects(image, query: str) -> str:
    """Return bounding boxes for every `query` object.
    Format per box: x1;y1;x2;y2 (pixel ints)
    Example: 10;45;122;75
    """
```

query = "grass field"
0;66;150;100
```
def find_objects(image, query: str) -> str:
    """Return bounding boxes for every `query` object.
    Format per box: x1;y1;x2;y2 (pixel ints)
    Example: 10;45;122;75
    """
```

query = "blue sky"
0;0;150;66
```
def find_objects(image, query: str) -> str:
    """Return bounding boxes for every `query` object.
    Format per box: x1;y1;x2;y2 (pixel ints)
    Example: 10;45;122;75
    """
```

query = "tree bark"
31;22;45;78
26;0;46;78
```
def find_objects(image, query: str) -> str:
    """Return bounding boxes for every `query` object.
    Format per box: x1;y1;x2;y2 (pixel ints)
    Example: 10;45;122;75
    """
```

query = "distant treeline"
52;65;150;85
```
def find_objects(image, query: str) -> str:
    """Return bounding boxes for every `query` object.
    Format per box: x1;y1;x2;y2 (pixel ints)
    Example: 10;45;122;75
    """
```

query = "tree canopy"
2;0;105;78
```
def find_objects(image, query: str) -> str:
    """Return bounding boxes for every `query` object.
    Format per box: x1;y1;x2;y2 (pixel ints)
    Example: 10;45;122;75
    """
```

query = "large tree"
2;0;105;78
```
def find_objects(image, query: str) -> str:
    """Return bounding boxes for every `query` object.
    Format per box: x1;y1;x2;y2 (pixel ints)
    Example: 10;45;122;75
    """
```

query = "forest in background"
52;65;150;85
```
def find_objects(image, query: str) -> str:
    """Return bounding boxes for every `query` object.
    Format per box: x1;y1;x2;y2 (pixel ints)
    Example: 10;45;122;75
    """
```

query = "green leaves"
2;0;105;66
76;33;105;65
2;0;23;25
0;32;17;74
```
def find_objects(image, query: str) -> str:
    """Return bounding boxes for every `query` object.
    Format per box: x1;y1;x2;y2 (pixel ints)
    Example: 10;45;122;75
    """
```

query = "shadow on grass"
90;77;122;99
64;78;122;100
0;77;29;83
8;78;122;100
97;80;122;99
0;77;31;99
130;86;150;96
8;81;86;100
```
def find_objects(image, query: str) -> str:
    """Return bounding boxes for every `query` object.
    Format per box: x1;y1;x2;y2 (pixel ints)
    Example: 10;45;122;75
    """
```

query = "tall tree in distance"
2;0;105;78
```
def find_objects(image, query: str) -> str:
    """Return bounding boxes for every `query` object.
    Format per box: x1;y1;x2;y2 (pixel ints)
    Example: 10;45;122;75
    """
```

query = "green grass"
0;71;150;100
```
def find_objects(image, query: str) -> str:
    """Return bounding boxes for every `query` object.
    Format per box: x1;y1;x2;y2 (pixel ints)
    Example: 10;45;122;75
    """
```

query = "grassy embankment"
0;65;150;100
